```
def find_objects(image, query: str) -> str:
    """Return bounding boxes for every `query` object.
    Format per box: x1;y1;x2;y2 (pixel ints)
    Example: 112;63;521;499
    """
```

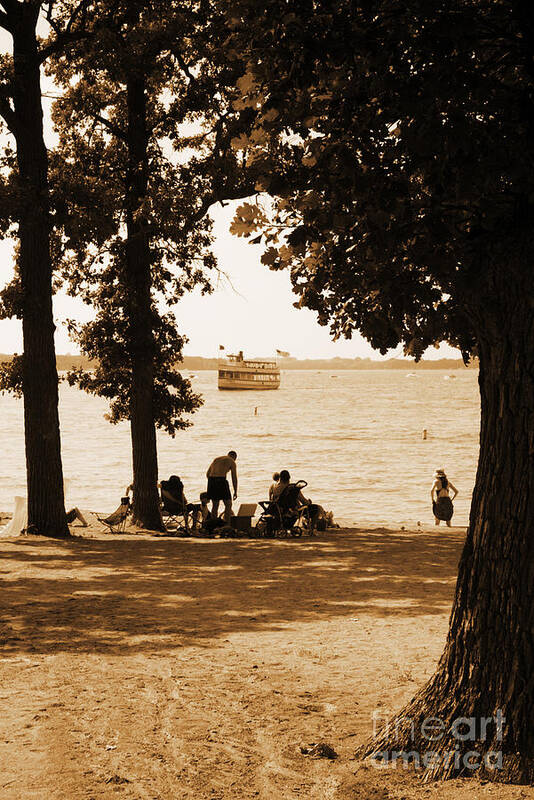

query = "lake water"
0;369;480;528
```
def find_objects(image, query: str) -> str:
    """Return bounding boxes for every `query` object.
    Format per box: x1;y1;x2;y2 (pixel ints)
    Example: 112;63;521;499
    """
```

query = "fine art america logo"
371;710;504;771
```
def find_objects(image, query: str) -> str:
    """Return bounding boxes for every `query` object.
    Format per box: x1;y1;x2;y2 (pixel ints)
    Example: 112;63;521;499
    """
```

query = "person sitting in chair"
271;470;308;504
272;470;320;532
160;475;186;506
159;475;197;530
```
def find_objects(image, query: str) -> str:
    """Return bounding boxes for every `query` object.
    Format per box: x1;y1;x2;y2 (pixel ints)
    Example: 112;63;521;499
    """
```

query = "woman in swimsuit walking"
431;469;458;527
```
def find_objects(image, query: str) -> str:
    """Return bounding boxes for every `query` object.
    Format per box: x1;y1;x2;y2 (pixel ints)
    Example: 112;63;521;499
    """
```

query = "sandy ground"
1;523;533;800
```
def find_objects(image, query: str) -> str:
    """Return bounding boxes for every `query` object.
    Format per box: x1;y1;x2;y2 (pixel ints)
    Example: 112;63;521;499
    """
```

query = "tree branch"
45;1;62;35
0;9;13;32
0;87;16;135
39;29;90;63
171;49;197;84
182;176;257;235
44;0;90;35
93;113;127;142
65;0;90;34
39;0;123;64
0;0;20;16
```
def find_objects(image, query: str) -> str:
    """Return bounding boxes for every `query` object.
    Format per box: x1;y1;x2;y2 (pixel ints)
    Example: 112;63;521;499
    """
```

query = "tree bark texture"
11;9;68;538
362;271;534;782
125;73;165;532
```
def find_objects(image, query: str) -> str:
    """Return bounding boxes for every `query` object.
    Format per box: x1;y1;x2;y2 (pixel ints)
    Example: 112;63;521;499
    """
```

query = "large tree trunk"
11;10;69;538
125;73;165;532
361;280;534;782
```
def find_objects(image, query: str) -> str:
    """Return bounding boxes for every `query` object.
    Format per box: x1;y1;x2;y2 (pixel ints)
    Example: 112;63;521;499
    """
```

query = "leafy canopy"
0;0;129;394
225;0;534;359
49;0;255;432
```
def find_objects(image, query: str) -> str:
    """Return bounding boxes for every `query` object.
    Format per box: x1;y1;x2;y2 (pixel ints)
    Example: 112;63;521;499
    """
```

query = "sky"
0;212;460;360
0;25;459;361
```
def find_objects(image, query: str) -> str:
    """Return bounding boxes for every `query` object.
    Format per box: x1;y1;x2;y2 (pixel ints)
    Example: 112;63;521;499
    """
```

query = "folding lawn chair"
160;487;190;533
98;496;130;534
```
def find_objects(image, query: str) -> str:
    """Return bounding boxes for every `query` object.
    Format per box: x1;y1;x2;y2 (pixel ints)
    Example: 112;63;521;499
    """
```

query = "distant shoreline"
0;353;478;371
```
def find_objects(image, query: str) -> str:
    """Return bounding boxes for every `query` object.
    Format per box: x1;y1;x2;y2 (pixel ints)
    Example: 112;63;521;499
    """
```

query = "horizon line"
0;351;472;363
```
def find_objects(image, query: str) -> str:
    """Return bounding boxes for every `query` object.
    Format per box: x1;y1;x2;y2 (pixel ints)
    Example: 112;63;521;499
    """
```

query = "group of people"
269;470;308;503
157;450;239;532
157;450;330;533
156;451;238;531
148;452;458;532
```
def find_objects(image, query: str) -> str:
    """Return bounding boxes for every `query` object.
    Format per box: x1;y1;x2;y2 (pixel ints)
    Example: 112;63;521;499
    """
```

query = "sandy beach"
1;524;532;800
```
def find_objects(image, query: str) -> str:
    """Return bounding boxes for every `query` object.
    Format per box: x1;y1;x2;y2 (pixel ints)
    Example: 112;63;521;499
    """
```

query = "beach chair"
98;496;130;534
160;487;190;533
256;481;312;537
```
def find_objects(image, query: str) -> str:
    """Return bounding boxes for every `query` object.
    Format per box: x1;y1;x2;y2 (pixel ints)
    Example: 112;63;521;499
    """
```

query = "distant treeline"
0;353;477;370
0;354;98;371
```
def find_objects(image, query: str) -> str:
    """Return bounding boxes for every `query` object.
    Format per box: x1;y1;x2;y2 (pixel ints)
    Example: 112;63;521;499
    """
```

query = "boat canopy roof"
224;351;277;368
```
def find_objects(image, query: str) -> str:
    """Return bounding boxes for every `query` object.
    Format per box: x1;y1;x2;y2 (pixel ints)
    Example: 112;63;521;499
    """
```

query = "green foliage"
66;307;200;436
49;0;255;432
0;353;23;396
0;274;22;321
225;0;534;358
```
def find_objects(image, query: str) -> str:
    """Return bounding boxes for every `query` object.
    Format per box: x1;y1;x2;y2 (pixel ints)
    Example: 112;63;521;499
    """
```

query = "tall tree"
227;0;534;782
50;1;255;529
0;1;115;537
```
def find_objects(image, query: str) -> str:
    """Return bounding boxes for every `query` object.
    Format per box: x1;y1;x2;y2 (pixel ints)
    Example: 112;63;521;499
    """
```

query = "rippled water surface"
0;369;480;527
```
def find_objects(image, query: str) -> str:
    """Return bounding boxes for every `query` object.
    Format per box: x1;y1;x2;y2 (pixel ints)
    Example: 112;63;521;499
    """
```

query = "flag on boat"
219;345;225;350
276;349;290;357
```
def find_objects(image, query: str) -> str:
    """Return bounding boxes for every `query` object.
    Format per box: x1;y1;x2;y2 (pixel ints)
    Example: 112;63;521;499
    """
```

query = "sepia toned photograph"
0;2;533;798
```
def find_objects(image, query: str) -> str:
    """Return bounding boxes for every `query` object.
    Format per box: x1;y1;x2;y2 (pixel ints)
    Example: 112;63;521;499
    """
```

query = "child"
199;491;210;528
269;472;280;501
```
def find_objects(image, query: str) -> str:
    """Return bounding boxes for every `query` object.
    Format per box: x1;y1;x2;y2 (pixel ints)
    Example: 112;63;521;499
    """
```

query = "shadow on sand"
0;528;465;656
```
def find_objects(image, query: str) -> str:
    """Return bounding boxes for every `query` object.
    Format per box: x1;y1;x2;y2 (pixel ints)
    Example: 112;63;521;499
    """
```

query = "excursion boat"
218;350;281;390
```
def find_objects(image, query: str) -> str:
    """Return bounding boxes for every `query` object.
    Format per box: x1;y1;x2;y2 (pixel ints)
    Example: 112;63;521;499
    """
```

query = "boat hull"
218;378;280;390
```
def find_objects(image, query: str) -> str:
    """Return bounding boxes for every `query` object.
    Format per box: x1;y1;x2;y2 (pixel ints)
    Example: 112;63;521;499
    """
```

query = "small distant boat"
405;373;417;378
218;350;280;390
443;374;457;380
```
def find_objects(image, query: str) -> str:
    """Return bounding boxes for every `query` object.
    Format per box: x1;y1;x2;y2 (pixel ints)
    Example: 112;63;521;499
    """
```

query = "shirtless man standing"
206;450;238;522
